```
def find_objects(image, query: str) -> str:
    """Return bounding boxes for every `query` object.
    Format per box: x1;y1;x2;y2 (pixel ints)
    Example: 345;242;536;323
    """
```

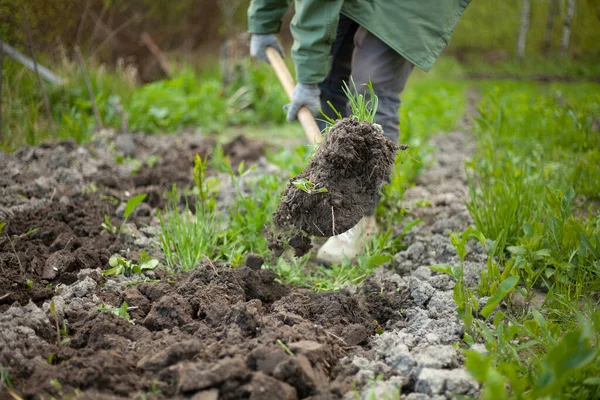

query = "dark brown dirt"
272;118;399;255
0;131;411;400
0;194;122;309
3;262;409;400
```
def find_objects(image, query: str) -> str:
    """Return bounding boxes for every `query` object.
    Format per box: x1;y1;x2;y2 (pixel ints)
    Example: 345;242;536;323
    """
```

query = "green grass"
438;80;600;399
155;68;467;285
1;57;288;152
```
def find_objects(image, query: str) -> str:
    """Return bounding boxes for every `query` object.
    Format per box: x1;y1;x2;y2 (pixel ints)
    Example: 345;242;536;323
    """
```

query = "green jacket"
248;0;471;84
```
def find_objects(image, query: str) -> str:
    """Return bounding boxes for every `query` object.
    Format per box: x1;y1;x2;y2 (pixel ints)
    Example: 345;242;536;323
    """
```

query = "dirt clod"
244;253;265;270
272;118;400;255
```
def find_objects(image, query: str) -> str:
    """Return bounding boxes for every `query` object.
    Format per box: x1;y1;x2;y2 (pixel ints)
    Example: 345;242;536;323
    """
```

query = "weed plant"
1;59;287;152
438;82;600;399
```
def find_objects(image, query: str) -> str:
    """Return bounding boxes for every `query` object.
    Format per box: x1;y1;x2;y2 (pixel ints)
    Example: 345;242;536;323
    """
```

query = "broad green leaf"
0;221;6;236
507;245;525;255
535;327;597;395
534;249;551;258
523;223;533;237
109;256;121;267
102;266;123;276
369;254;391;266
429;264;453;276
493;310;506;327
140;259;159;270
481;276;519;318
464;350;508;400
124;193;147;219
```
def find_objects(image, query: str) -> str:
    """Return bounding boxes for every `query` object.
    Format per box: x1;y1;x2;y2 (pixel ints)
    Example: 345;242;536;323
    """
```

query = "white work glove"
250;34;284;64
285;83;321;121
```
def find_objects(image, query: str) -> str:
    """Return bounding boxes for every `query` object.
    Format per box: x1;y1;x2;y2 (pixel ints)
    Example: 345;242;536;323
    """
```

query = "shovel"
265;47;321;145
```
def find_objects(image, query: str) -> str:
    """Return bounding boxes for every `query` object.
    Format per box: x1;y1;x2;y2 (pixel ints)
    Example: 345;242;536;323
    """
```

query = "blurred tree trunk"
544;0;558;53
562;0;576;52
517;0;531;58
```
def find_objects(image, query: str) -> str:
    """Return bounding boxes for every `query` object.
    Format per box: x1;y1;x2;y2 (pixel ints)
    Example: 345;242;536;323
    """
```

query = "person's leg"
317;14;359;132
316;25;414;265
351;27;414;143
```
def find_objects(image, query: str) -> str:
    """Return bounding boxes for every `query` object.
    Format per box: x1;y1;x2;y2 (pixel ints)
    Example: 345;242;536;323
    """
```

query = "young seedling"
101;193;147;235
276;339;295;357
0;365;13;389
97;301;131;321
292;178;328;194
101;214;118;234
48;299;69;345
102;252;159;276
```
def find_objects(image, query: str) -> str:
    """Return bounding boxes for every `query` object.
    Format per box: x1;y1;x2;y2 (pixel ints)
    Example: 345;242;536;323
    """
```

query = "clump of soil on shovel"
270;118;403;256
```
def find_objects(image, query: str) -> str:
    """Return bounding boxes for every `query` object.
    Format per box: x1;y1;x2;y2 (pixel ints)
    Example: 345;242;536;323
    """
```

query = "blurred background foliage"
0;0;598;65
0;0;599;150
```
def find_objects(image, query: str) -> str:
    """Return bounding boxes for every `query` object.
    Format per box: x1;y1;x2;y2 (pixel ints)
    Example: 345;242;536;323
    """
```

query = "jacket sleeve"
247;0;291;34
290;0;344;84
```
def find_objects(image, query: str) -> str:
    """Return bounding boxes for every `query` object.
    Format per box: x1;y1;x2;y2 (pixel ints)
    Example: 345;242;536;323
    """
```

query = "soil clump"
271;118;400;256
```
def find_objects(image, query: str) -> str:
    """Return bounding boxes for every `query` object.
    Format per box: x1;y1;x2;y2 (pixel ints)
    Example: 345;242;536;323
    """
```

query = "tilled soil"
1;127;483;400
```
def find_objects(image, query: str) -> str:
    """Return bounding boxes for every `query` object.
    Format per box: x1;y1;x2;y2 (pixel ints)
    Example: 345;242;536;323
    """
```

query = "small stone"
245;253;264;270
413;345;457;369
445;368;479;396
386;343;415;374
415;368;446;395
413;266;432;281
250;372;297;400
406;242;425;260
410;277;435;307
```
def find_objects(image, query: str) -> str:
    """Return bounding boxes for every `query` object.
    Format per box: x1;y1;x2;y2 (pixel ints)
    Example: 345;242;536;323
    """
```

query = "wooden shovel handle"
265;46;321;145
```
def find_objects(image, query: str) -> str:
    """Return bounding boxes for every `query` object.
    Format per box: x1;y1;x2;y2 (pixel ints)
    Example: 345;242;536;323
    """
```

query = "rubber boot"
316;216;378;265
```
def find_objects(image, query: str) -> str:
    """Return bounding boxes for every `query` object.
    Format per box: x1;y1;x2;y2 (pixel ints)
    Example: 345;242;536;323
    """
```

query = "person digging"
248;0;472;265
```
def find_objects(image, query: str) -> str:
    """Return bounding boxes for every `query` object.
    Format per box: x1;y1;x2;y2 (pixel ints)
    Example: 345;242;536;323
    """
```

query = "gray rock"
360;375;404;400
415;368;478;397
413;266;432;281
445;368;479;397
415;368;447;395
410;277;435;307
427;291;456;319
413;345;457;369
406;242;425;260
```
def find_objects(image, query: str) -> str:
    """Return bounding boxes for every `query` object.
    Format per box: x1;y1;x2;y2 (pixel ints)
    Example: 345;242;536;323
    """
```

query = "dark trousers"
317;14;414;143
